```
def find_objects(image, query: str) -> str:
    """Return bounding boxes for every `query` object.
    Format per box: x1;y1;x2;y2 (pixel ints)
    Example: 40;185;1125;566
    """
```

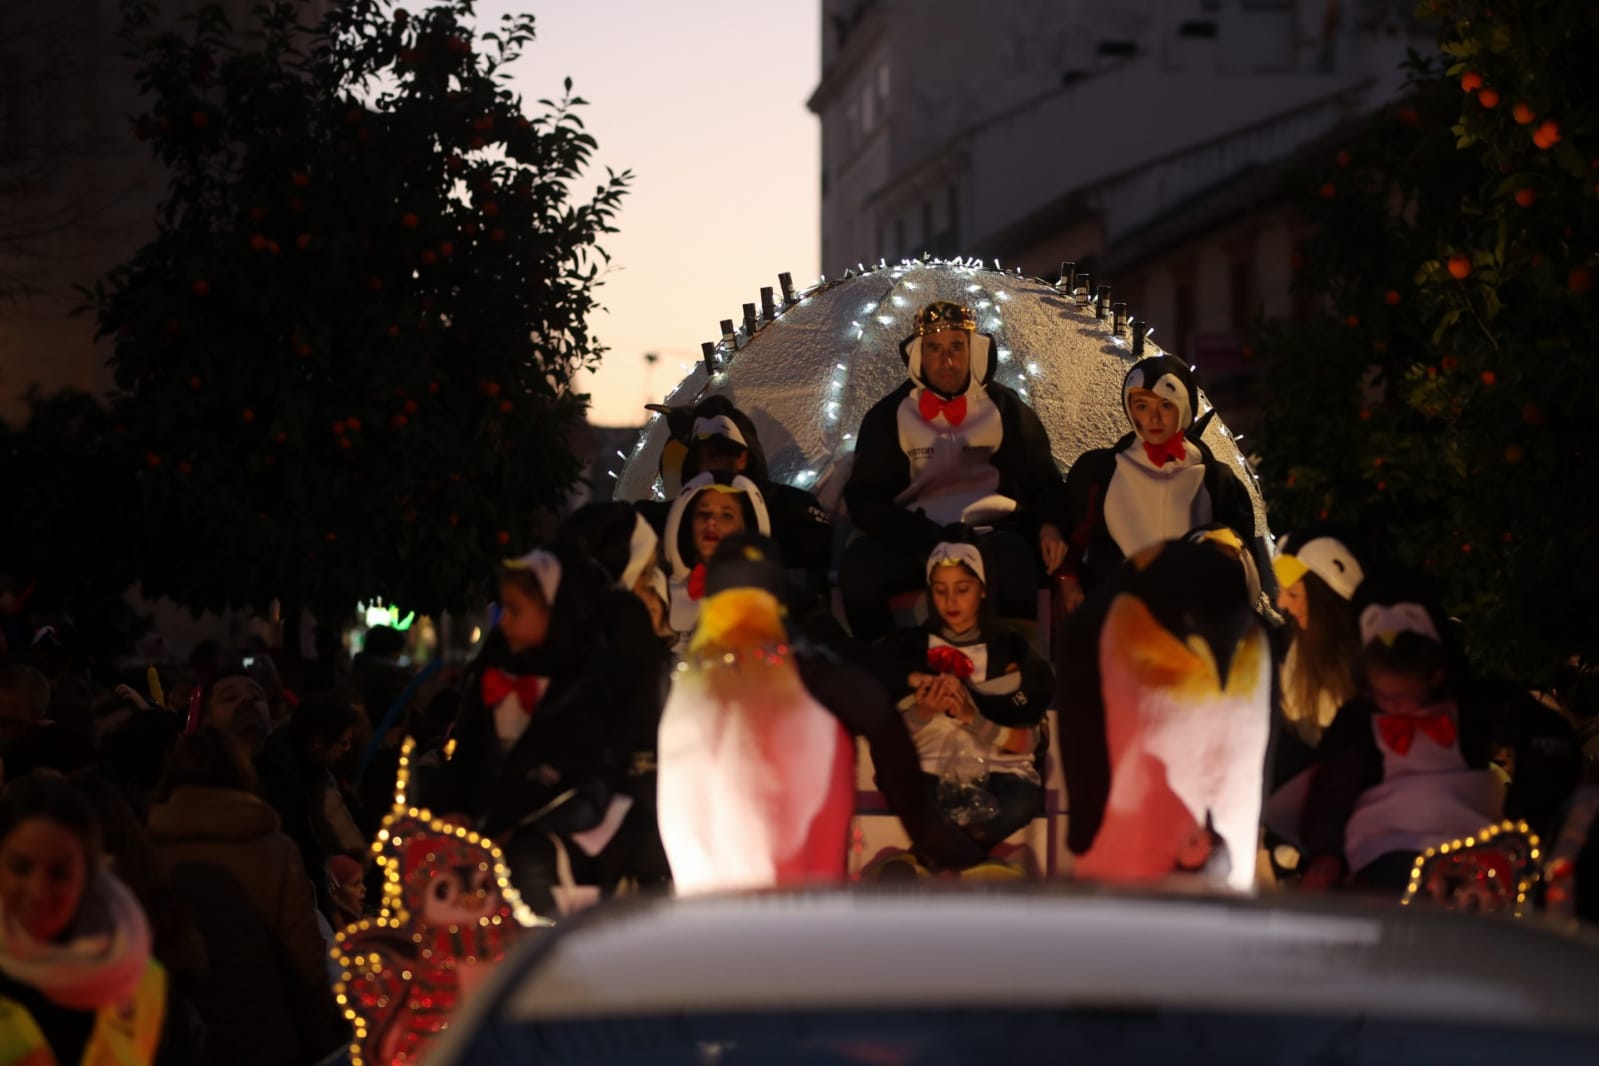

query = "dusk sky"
478;1;822;427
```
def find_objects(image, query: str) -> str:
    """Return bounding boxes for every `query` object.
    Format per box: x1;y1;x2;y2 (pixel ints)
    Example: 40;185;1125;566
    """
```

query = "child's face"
1130;392;1182;444
690;492;746;564
930;565;983;632
1364;662;1445;717
497;580;550;654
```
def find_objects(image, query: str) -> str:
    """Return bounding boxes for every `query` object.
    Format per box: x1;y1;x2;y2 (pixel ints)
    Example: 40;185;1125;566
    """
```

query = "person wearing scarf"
0;772;172;1066
1056;355;1258;614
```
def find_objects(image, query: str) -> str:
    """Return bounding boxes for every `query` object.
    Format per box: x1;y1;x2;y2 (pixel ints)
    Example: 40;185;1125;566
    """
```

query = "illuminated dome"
613;259;1267;539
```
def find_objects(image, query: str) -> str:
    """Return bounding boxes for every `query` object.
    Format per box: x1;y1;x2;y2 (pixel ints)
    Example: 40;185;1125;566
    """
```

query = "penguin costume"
841;300;1061;639
426;545;631;912
876;538;1053;857
661;471;772;650
1299;573;1580;888
1056;537;1274;892
657;534;984;893
638;394;834;590
1060;355;1257;601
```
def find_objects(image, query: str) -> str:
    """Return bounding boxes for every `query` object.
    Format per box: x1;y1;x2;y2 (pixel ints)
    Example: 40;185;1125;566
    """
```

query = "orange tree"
97;0;629;625
1256;0;1597;680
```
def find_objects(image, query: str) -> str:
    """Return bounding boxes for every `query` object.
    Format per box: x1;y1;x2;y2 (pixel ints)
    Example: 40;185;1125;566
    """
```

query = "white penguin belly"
658;663;853;895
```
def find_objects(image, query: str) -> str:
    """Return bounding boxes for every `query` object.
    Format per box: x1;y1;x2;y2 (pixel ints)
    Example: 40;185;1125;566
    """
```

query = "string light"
1403;819;1540;918
336;737;548;1066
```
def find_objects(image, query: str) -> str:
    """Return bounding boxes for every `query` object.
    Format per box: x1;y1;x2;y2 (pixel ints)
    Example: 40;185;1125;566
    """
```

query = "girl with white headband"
427;543;634;914
1297;573;1579;892
871;537;1053;873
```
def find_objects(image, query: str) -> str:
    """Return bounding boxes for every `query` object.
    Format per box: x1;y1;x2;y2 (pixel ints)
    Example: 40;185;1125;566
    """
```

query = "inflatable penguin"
656;541;855;894
1056;537;1273;892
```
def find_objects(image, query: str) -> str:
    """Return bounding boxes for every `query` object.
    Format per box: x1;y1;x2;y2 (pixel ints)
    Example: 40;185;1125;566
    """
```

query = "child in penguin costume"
425;545;632;914
662;471;772;654
1057;355;1257;612
841;300;1064;641
639;394;834;593
1055;537;1274;892
1298;573;1580;891
876;537;1053;862
657;534;984;893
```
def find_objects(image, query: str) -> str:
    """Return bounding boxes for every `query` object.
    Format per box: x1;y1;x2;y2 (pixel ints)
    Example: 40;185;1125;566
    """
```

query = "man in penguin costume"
1058;355;1258;612
841;300;1064;641
1055;537;1274;892
657;533;984;893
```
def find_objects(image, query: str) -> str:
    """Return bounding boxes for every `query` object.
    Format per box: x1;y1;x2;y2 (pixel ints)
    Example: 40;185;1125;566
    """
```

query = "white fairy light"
876;315;895;326
1026;362;1040;375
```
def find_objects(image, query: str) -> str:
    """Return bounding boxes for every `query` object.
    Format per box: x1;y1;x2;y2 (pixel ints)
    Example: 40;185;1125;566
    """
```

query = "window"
1175;280;1196;361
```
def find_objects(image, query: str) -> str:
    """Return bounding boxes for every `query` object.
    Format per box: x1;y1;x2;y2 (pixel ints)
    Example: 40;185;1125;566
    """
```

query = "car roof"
437;884;1599;1044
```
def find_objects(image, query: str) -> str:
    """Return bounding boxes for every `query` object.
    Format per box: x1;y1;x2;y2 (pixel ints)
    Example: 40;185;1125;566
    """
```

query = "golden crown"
914;301;977;336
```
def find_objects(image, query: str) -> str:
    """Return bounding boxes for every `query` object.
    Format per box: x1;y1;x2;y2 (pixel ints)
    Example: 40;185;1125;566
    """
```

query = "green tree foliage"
1256;0;1597;681
96;0;630;621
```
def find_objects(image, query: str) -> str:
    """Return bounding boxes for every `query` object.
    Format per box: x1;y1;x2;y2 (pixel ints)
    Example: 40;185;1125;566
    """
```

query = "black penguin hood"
1122;355;1198;433
899;330;997;396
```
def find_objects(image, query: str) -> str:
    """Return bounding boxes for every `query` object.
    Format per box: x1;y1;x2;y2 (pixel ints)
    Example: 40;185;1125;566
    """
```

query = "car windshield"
445;1007;1599;1065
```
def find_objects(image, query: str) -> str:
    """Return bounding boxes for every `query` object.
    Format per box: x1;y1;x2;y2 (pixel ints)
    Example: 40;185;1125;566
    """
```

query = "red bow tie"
686;563;707;601
1142;435;1187;467
482;668;542;714
1377;712;1456;755
918;390;968;427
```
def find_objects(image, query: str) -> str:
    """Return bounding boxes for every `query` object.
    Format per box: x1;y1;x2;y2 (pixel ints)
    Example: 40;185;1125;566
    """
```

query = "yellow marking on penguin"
690;587;786;654
1271;553;1310;589
1104;595;1265;697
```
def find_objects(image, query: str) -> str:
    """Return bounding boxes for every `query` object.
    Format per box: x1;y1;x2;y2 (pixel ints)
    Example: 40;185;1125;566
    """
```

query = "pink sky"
478;1;821;427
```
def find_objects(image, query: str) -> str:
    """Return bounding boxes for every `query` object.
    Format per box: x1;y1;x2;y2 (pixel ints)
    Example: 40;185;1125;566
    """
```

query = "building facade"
809;0;1427;398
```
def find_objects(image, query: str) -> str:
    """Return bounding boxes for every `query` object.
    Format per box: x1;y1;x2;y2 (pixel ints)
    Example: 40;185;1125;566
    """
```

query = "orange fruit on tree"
1477;88;1500;108
1512;102;1535;125
1571;265;1593;294
1460;71;1483;92
1514;187;1537;207
1447;253;1472;279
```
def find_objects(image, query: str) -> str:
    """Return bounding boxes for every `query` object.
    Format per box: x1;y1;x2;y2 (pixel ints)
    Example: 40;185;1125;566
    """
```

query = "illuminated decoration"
333;737;547;1066
610;257;1270;534
1403;819;1541;918
360;601;418;632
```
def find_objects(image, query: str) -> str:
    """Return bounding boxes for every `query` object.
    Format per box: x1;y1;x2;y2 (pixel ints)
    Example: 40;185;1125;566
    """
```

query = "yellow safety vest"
0;960;166;1066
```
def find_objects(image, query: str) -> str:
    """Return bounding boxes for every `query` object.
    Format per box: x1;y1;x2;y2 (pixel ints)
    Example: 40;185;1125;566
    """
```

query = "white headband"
925;542;986;585
692;414;747;449
1358;602;1440;648
502;548;562;608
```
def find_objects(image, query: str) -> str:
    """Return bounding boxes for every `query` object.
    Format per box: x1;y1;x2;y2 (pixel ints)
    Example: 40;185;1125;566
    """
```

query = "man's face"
921;329;971;395
694;438;749;476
